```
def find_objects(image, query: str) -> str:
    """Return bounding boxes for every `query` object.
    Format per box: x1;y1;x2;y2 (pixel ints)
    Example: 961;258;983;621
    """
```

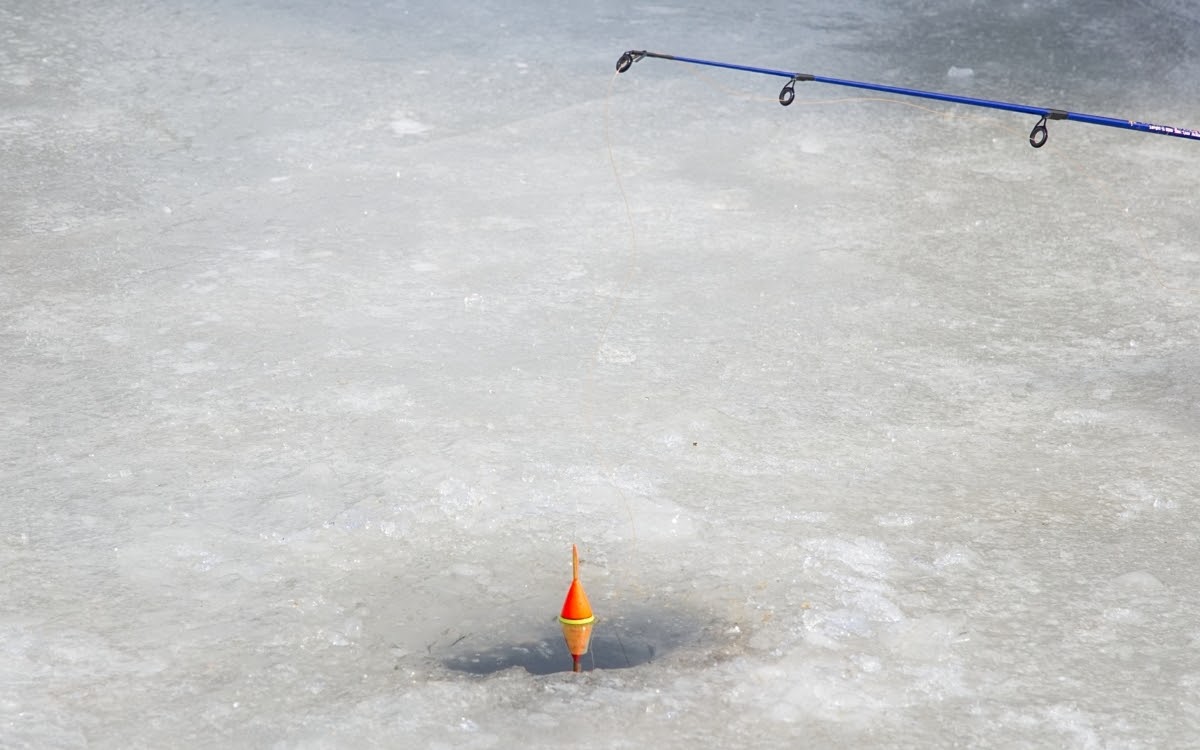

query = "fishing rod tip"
615;51;647;74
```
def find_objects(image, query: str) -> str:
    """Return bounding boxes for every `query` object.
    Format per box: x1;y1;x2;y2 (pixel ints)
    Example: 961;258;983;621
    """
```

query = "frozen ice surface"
3;0;1200;747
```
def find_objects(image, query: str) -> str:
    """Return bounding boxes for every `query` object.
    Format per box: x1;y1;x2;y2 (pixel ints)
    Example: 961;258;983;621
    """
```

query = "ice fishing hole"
442;607;709;675
444;634;656;675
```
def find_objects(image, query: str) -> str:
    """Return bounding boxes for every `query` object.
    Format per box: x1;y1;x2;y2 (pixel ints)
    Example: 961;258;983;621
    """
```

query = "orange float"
559;544;595;672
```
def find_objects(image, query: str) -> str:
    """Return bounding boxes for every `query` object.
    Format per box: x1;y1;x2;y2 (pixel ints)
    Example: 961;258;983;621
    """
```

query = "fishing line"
570;71;645;600
581;50;1197;628
590;49;1197;552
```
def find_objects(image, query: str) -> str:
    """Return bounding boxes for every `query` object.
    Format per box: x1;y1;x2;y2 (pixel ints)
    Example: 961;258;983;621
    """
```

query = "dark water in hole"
445;634;656;675
442;606;710;675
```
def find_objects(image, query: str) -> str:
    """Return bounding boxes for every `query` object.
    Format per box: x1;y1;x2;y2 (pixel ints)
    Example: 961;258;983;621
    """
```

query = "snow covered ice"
4;0;1200;747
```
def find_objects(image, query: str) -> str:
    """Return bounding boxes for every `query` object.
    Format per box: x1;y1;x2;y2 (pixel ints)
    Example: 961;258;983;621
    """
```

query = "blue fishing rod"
615;50;1200;148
